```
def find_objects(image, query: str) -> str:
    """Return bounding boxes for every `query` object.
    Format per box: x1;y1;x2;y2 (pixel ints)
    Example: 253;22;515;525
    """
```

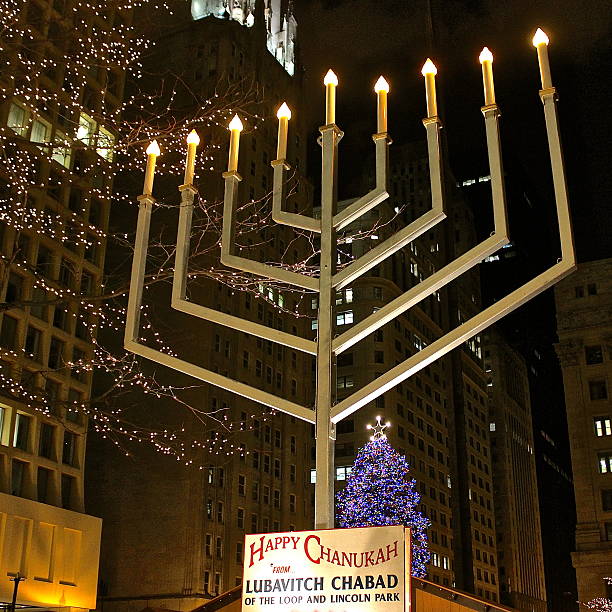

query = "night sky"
293;0;611;261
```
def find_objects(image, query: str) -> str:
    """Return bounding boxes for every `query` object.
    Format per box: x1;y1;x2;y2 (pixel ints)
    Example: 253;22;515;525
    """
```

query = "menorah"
125;28;575;529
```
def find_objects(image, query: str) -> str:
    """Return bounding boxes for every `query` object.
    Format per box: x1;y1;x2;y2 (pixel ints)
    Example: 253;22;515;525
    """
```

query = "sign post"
242;526;409;611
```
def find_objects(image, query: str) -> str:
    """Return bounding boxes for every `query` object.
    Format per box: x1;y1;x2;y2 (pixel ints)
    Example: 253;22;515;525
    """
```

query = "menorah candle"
143;140;160;196
276;102;291;159
184;130;200;185
227;115;243;172
421;58;438;117
374;76;389;133
479;47;495;105
532;28;552;89
324;69;338;124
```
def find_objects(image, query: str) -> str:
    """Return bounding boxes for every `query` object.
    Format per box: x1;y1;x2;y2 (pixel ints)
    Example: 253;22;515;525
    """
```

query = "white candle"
421;59;438;117
374;76;389;133
143;140;160;196
532;28;552;89
324;69;338;124
479;47;495;105
276;102;291;159
184;130;200;185
227;115;243;172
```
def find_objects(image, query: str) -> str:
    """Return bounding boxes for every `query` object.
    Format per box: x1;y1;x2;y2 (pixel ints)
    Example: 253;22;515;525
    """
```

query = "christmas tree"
336;417;431;577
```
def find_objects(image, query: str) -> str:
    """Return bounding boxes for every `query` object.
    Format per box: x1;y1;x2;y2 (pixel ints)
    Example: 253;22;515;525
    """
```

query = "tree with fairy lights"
336;417;431;578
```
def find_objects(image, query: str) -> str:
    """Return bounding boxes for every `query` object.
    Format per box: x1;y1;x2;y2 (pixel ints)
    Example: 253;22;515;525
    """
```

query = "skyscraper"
86;3;316;610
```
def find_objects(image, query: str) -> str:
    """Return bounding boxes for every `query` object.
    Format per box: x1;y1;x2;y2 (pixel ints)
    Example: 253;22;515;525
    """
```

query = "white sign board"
242;525;408;611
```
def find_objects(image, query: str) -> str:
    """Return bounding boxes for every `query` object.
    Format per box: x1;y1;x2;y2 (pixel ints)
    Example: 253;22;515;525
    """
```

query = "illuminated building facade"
0;0;126;608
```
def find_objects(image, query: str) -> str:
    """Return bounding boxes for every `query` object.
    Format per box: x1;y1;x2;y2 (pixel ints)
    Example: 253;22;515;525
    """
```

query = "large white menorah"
125;29;575;529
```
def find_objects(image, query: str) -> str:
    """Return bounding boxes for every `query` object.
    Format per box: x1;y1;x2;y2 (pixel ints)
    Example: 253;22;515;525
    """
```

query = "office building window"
336;310;354;326
205;534;212;556
39;423;55;459
598;453;612;474
590;380;608;401
13;413;31;450
61;474;74;509
586;345;604;365
215;536;223;559
337;375;354;389
595;418;612;437
237;508;245;529
62;431;77;466
11;460;27;496
236;542;243;563
336;466;352;481
37;467;51;503
602;489;612;511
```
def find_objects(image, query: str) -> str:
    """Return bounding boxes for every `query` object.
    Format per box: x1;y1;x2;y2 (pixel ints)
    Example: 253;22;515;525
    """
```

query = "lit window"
30;117;51;145
96;125;115;161
310;469;316;484
337;375;354;390
77;112;96;145
311;319;318;330
52;130;71;168
599;454;612;474
7;102;27;136
595;418;612;437
336;310;354;326
335;466;352;481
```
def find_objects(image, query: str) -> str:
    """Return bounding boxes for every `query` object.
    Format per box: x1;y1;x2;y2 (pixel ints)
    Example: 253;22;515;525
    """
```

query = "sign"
242;525;409;611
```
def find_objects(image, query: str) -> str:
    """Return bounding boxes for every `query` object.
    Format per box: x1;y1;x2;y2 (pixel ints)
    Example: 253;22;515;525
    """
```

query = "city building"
484;327;547;611
0;0;128;608
86;2;316;610
320;141;502;603
555;257;612;604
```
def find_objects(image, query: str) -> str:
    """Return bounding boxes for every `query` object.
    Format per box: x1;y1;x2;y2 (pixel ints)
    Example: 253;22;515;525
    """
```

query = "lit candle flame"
228;115;244;131
186;130;200;145
324;69;338;86
421;58;437;76
532;28;549;46
277;102;292;120
146;140;160;156
479;47;494;64
374;76;390;93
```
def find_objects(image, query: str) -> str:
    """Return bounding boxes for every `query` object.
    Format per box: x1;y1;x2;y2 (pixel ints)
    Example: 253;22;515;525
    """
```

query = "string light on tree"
336;417;431;577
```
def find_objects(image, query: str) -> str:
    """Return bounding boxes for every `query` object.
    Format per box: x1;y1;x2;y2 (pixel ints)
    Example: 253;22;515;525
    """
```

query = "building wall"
555;258;612;604
328;142;501;604
0;0;125;606
87;5;316;610
485;328;547;611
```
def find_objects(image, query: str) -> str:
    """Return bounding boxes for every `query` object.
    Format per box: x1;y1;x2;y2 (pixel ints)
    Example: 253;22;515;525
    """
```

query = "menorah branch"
220;171;319;291
172;186;317;355
124;194;315;423
271;160;322;232
333;106;510;354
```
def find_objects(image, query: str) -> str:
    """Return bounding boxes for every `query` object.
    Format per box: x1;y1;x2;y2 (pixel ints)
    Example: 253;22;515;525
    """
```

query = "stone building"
86;2;315;611
555;257;612;604
324;141;502;604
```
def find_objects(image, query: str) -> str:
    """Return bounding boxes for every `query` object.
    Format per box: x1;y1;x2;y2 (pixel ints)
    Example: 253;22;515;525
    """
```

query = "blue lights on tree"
336;418;431;578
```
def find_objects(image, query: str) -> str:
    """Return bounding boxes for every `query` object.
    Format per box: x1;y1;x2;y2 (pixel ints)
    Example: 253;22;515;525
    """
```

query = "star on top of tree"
367;415;391;441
